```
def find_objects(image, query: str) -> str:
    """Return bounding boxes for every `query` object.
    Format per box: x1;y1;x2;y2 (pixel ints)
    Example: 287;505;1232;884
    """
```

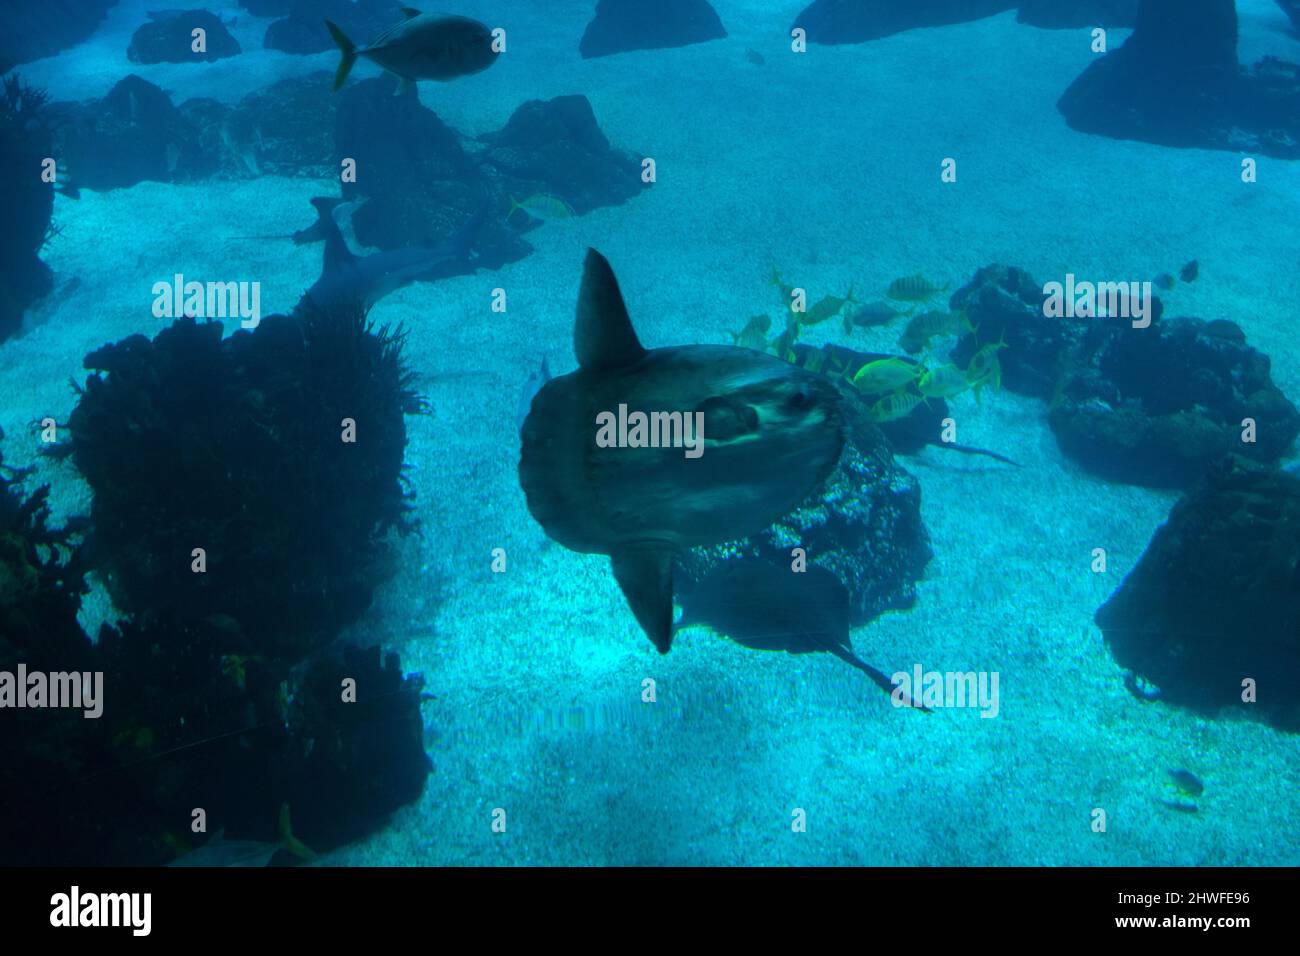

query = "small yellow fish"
868;390;927;423
730;314;772;350
769;317;801;362
917;364;971;399
509;193;575;221
851;357;921;395
898;309;972;354
770;268;797;312
798;288;856;327
964;334;1007;402
888;274;950;302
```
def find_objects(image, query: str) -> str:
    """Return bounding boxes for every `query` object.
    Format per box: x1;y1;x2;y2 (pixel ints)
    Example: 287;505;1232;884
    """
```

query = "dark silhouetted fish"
326;9;498;93
1179;259;1199;282
677;560;927;709
519;250;846;653
294;196;485;314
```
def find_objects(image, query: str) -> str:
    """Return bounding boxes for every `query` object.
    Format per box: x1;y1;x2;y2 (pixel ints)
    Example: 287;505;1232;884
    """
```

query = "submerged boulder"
1048;316;1299;487
579;0;726;58
1058;0;1300;158
128;9;242;64
0;75;57;343
479;93;649;217
4;0;117;66
1096;456;1300;731
791;0;1016;45
949;263;1089;401
678;383;932;626
48;75;213;189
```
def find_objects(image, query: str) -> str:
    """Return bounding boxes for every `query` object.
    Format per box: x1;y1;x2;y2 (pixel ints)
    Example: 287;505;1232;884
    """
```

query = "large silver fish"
519;250;846;653
326;8;498;93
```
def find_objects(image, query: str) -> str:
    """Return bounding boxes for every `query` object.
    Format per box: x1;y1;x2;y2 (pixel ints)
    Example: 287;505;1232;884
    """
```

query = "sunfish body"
295;196;484;314
326;9;498;92
519;250;845;653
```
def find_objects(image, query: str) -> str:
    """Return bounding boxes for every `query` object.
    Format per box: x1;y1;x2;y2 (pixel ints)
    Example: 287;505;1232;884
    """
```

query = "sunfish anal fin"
610;549;675;654
576;249;646;371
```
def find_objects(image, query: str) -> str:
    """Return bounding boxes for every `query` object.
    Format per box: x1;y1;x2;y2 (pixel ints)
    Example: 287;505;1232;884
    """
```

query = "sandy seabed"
5;0;1299;865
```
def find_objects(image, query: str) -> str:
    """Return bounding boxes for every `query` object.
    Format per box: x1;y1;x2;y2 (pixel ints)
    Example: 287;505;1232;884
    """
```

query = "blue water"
3;0;1299;867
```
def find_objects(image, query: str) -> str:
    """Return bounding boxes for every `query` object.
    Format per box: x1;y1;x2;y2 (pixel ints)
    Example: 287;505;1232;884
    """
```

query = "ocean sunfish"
677;559;926;708
326;9;498;93
519;249;846;654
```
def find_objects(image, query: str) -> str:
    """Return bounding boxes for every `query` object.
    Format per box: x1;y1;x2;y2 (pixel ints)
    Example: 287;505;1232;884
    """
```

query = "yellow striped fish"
887;274;950;303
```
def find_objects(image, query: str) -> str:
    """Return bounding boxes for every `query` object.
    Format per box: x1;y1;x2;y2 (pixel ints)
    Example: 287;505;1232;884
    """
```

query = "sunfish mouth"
519;249;845;652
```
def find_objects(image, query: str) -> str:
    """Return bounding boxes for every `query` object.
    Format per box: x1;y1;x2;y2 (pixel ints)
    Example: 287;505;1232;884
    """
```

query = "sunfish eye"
696;397;758;440
787;390;812;410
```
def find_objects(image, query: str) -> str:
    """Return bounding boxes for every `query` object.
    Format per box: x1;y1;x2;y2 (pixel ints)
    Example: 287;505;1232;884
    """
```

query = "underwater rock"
1280;0;1300;33
1015;0;1137;28
949;264;1088;401
283;644;431;849
48;74;213;189
220;71;338;177
1096;456;1300;731
128;9;242;64
1048;316;1300;488
3;0;117;66
1058;0;1300;158
66;303;422;661
791;0;1016;45
579;0;727;59
479;94;649;217
0;75;57;343
678;385;932;626
330;75;526;269
263;0;404;55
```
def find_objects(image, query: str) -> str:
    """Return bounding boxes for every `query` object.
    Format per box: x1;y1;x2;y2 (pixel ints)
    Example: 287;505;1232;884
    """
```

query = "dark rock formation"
478;94;649;218
48;75;213;190
332;75;525;269
791;0;1016;45
1048;316;1300;487
66;303;422;661
1280;0;1300;33
580;0;726;58
1016;0;1137;28
950;263;1089;402
3;0;117;66
678;381;932;626
0;75;56;343
1058;0;1300;158
128;9;242;64
1096;456;1300;731
263;0;402;55
220;71;339;178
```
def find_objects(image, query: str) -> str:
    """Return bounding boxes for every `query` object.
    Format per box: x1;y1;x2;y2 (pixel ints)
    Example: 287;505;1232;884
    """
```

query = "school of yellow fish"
721;268;1006;424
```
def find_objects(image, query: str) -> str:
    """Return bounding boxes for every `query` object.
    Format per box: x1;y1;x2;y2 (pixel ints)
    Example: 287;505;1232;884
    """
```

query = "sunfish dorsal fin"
610;549;675;653
576;249;646;371
401;7;422;19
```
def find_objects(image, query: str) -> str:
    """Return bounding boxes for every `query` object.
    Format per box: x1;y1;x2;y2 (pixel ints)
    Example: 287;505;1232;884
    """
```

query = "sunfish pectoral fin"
576;249;646;371
610;548;675;654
